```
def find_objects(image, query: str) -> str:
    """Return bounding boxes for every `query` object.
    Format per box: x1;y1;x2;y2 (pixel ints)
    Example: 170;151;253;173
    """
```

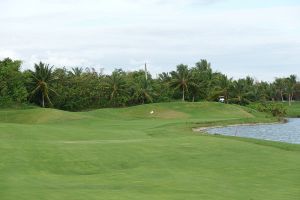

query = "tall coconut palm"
106;71;127;105
211;74;232;103
229;79;251;105
195;59;212;72
170;64;196;101
285;75;297;106
71;67;83;77
263;83;277;101
275;78;286;102
194;60;213;99
248;83;267;102
132;78;153;104
31;62;57;107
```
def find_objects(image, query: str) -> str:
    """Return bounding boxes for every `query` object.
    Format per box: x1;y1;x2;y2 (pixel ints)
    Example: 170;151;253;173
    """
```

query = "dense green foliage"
248;102;287;117
1;102;300;199
0;57;299;111
0;58;27;106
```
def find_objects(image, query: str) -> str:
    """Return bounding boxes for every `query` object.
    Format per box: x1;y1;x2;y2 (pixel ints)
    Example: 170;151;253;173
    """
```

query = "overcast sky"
1;0;299;80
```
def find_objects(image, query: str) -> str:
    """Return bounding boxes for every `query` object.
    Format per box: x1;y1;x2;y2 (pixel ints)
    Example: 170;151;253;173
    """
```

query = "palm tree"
157;72;173;101
285;75;297;106
31;62;57;107
211;74;232;103
71;67;83;77
194;60;214;99
229;79;251;105
106;71;127;105
132;78;153;104
248;83;267;102
265;83;277;101
275;78;286;102
195;59;212;72
170;64;196;101
188;80;201;102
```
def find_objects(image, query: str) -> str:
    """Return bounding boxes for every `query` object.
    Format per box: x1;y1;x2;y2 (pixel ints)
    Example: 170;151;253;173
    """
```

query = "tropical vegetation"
0;57;299;111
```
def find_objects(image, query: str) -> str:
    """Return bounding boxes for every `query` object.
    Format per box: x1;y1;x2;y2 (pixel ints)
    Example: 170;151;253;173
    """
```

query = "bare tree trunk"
289;94;291;106
42;95;45;108
182;88;185;101
225;92;228;104
192;95;195;102
281;91;284;102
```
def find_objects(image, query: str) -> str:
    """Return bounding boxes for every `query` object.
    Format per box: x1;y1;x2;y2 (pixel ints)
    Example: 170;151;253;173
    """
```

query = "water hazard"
206;118;300;144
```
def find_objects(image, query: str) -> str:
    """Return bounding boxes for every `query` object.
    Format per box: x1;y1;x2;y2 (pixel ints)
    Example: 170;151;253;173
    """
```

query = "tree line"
0;57;299;111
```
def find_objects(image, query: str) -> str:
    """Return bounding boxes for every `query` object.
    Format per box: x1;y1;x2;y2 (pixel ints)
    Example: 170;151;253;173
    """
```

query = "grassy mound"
0;102;260;124
86;102;258;120
0;102;299;200
0;108;85;124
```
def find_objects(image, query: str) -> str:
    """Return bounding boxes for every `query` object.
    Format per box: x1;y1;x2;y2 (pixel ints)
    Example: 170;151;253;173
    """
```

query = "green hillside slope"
0;102;299;200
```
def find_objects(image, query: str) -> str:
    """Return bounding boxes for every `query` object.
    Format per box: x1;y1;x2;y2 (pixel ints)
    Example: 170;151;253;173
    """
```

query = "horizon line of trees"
0;57;299;111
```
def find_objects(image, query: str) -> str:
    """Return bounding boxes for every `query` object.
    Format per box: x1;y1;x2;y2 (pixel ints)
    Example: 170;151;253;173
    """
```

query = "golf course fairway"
0;102;299;199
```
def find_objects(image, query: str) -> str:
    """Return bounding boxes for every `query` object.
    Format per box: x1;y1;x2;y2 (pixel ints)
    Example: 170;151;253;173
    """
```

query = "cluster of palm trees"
12;59;299;110
160;61;298;105
275;75;297;105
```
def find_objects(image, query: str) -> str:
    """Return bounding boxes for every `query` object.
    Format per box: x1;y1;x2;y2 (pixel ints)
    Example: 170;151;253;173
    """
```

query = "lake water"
206;118;300;144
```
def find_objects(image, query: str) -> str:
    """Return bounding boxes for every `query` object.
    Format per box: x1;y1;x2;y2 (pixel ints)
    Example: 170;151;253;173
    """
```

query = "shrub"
248;102;287;117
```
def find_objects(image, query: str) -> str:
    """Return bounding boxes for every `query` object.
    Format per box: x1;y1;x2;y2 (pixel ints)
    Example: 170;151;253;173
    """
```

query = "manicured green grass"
286;101;300;117
0;102;299;200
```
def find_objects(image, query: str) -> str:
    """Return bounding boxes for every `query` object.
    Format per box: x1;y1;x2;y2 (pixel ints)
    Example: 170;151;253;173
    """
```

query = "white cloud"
26;52;89;68
0;49;19;60
0;0;299;80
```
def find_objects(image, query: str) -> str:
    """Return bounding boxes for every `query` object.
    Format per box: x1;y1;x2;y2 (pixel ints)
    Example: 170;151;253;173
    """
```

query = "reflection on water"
206;118;300;144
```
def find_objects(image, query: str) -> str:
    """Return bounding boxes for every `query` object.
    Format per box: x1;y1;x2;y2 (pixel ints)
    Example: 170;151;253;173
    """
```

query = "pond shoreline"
194;118;300;144
193;119;287;133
